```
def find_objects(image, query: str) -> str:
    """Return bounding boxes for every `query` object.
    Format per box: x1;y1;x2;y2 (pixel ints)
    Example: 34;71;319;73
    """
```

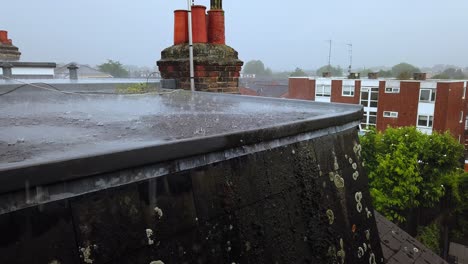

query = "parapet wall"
0;125;384;263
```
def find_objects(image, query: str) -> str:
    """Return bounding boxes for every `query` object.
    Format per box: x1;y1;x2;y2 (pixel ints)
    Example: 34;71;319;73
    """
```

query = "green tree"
359;69;372;77
316;65;343;77
97;60;130;78
416;223;441;255
243;60;271;76
378;69;393;78
391;62;420;79
289;67;307;77
360;127;463;223
432;68;466;80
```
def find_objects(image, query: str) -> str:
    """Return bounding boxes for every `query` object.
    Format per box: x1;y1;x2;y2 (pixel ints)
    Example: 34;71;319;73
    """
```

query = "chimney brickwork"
0;30;21;62
158;1;243;93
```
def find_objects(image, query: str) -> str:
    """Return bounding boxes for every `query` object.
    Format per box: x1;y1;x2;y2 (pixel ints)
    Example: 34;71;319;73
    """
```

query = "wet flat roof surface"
0;89;361;193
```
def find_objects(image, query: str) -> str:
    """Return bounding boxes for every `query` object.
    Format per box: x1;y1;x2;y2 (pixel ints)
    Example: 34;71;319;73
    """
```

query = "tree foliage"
98;60;130;78
432;68;466;80
391;63;420;80
243;60;272;76
360;127;463;223
290;67;307;77
378;69;393;78
316;65;343;77
416;223;441;255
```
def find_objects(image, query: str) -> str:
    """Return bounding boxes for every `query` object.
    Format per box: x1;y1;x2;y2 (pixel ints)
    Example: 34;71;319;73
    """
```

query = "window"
419;89;436;102
383;111;398;118
460;111;464;123
360;87;379;108
342;85;355;97
385;87;400;93
316;85;331;97
417;115;434;127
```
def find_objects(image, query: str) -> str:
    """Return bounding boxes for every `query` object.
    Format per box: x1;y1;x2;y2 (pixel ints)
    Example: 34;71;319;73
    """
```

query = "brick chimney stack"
0;30;21;61
157;0;243;93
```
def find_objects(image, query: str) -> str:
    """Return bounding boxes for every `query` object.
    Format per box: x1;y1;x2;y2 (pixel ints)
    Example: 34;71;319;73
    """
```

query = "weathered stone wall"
157;43;243;93
0;44;21;61
0;127;383;264
0;31;21;61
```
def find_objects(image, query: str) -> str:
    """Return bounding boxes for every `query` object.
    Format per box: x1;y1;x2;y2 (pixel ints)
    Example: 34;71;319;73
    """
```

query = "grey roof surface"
0;88;362;194
375;212;448;264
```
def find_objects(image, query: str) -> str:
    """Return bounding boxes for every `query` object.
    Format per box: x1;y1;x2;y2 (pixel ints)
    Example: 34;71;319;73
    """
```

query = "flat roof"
0;89;362;193
289;76;467;83
0;78;160;86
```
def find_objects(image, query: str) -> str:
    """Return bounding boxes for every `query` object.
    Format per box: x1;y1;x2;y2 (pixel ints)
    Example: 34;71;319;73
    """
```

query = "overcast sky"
1;0;467;71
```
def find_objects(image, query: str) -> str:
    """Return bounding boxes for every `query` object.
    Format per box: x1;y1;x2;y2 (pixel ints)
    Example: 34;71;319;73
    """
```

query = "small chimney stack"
413;73;427;81
368;72;379;79
67;63;79;80
322;72;332;78
158;0;243;94
348;72;360;79
0;30;21;61
1;62;13;79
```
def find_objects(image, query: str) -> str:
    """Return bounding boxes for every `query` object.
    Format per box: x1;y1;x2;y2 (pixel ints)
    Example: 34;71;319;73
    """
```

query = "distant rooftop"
375;212;448;264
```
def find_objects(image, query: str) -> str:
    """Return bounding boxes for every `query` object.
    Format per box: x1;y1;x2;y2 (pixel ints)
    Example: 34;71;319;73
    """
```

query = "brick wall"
434;82;465;140
331;80;361;104
288;78;315;100
377;81;420;130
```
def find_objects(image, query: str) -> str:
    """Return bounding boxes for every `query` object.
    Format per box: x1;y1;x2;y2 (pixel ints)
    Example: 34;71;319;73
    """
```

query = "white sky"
2;0;468;71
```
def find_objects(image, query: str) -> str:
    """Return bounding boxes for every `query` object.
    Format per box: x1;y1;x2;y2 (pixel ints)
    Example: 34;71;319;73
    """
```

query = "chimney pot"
191;5;208;43
174;10;189;45
207;10;225;45
0;30;8;44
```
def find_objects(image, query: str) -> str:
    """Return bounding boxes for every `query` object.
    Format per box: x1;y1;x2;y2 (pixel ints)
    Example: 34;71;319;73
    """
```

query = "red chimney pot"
0;30;8;44
174;10;189;45
207;10;225;45
191;5;208;43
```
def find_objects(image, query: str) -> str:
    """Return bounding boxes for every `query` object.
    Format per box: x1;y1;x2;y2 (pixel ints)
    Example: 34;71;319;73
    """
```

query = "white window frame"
417;115;434;128
419;89;436;102
342;85;355;97
460;111;464;123
385;87;400;93
383;111;398;118
316;85;331;97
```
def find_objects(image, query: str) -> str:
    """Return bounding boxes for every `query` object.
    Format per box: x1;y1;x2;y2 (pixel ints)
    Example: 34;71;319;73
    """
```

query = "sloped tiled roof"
55;63;113;78
240;78;289;98
375;212;448;264
239;87;258;96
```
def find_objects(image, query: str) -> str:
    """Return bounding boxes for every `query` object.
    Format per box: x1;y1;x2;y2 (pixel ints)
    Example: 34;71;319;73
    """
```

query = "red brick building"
288;77;468;146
